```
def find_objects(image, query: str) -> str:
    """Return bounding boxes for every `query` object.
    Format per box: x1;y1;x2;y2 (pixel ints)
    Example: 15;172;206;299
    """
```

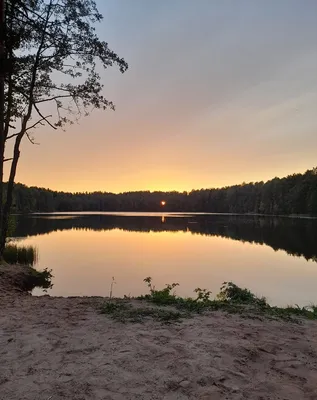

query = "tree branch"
33;103;57;130
5;133;19;140
25;132;39;145
25;115;53;131
35;94;72;104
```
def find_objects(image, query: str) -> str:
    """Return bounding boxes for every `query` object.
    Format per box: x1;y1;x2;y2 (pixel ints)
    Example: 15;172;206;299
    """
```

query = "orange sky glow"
4;0;317;194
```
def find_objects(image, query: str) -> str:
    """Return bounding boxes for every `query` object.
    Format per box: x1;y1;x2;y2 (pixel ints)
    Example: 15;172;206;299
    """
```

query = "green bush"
18;267;54;292
217;282;268;307
131;278;317;322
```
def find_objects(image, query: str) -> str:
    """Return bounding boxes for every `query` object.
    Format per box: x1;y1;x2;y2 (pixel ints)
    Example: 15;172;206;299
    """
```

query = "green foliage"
194;287;212;302
22;267;54;292
3;244;38;266
138;278;215;313
104;277;317;323
268;304;317;321
140;277;180;305
217;282;268;307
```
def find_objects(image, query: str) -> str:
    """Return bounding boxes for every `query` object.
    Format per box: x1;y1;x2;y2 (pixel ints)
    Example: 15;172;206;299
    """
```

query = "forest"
6;167;317;215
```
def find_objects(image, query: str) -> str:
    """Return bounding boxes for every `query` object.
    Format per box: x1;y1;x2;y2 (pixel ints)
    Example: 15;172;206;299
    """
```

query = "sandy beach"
1;268;317;400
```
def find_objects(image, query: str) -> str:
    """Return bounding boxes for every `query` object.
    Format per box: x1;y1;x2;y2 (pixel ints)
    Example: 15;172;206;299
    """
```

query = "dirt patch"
1;291;317;400
0;264;32;298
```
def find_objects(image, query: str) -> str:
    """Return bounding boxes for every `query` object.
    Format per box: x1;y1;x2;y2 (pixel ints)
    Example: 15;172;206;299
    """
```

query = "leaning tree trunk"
0;0;5;261
0;132;21;257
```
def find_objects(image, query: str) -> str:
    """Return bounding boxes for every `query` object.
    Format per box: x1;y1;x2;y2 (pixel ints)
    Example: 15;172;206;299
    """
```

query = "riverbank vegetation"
6;167;317;215
101;278;317;323
0;263;53;293
1;242;52;293
3;244;38;266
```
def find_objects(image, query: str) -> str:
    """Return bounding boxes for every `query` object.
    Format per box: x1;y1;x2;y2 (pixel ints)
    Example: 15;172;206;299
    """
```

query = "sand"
1;273;317;399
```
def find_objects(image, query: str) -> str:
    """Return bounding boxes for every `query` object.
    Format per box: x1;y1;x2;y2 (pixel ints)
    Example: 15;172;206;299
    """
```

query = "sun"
161;201;166;206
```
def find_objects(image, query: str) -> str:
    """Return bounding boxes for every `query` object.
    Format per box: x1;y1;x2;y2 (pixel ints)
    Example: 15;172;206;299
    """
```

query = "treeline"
7;167;317;215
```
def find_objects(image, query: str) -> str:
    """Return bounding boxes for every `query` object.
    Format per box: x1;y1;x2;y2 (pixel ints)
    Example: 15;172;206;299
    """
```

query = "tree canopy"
0;0;128;256
7;167;317;216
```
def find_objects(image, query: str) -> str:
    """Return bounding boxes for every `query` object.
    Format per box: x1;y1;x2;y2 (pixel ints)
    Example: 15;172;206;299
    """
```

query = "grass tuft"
4;244;38;266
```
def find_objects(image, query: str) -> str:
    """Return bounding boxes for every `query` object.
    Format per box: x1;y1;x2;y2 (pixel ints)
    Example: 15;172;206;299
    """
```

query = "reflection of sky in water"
13;214;317;307
29;216;79;220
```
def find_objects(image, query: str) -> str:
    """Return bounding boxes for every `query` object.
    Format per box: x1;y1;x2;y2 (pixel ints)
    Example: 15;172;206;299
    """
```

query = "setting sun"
161;201;166;206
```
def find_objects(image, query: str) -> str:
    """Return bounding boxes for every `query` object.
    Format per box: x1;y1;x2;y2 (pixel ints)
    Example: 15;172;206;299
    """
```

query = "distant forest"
6;167;317;215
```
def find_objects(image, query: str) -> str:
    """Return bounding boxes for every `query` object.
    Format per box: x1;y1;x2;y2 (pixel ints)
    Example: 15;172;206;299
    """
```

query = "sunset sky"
10;0;317;193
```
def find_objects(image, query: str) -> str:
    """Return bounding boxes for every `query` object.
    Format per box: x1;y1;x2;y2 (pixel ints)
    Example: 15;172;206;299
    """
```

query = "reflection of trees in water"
13;214;317;262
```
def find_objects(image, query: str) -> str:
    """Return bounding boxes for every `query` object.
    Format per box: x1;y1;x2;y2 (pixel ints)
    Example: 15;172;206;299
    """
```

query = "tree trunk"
0;133;21;257
0;0;5;261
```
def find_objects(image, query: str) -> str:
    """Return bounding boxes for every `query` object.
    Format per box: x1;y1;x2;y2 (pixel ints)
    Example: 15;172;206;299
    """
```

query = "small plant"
109;276;116;299
217;282;268;307
139;277;180;306
194;288;212;302
269;304;317;321
138;277;215;313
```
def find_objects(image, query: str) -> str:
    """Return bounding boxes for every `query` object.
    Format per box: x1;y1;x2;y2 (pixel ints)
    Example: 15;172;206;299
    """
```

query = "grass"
101;277;317;324
4;244;38;266
2;243;53;292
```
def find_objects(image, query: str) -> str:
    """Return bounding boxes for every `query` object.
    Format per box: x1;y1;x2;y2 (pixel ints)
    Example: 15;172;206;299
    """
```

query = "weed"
141;277;180;305
101;277;317;324
217;282;268;307
194;287;212;302
109;276;116;299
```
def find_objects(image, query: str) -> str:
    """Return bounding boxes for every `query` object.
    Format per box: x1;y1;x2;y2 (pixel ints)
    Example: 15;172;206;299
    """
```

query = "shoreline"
1;265;317;399
12;211;317;219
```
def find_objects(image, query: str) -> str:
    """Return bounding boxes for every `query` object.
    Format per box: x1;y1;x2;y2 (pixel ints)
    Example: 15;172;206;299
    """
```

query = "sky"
9;0;317;193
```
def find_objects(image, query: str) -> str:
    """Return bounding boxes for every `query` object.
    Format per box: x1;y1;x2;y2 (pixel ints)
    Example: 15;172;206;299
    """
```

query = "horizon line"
11;166;316;195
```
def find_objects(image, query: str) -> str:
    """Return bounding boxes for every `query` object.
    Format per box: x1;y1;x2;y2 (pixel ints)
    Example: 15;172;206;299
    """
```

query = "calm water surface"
11;213;317;306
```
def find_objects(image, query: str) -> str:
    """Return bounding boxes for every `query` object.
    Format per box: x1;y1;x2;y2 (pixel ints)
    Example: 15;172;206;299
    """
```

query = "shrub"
217;282;268;307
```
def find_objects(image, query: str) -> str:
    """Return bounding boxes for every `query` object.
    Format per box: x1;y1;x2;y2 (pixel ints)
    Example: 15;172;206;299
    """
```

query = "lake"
10;212;317;307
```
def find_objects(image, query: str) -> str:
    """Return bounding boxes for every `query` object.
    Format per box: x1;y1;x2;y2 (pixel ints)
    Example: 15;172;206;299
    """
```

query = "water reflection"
12;214;317;262
10;213;317;306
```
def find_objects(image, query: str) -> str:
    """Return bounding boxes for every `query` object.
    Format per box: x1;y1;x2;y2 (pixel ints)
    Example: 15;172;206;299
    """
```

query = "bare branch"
35;94;72;104
3;158;14;163
6;133;19;140
33;103;57;130
25;132;39;145
25;115;53;131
